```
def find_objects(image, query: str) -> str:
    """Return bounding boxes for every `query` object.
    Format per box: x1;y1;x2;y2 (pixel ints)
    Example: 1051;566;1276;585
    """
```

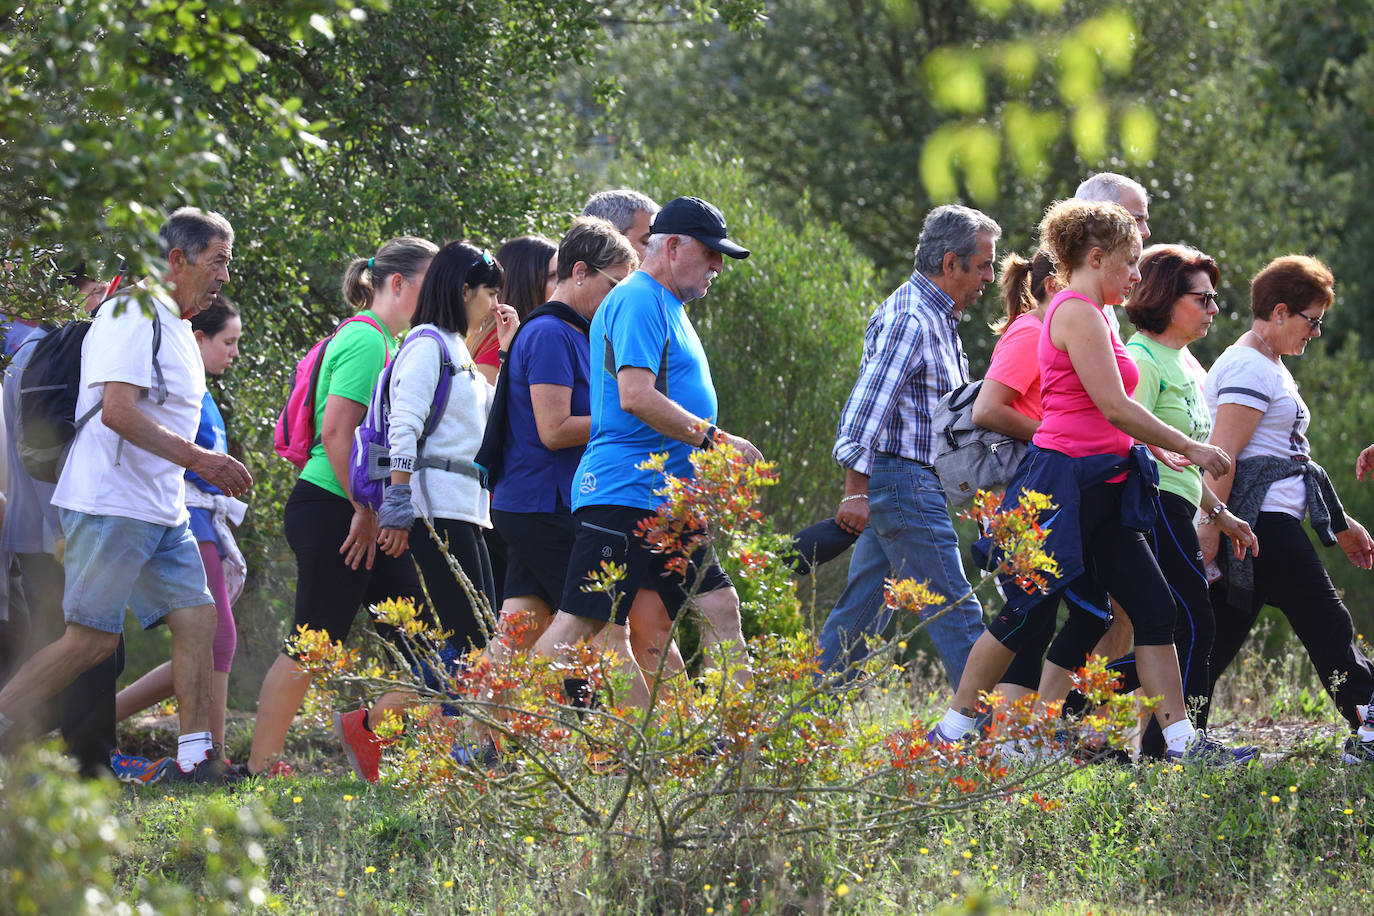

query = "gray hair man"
1076;172;1151;338
532;196;760;712
582;189;660;259
820;204;1001;688
0;206;252;782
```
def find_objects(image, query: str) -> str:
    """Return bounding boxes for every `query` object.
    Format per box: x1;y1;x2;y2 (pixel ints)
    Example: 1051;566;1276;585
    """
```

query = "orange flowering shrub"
294;447;1149;903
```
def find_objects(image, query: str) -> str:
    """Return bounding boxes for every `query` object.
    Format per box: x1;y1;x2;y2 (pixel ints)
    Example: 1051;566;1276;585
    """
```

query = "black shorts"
492;508;579;607
283;479;425;648
558;504;732;626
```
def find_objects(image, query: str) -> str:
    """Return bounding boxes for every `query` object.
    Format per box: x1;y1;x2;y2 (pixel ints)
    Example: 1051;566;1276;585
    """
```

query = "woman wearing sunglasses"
1202;254;1374;756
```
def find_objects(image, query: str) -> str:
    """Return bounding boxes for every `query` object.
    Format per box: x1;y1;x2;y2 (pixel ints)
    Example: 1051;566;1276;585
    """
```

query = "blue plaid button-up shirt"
833;270;970;474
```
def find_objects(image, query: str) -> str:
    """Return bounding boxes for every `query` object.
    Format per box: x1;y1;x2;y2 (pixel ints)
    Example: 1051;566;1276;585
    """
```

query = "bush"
0;746;281;914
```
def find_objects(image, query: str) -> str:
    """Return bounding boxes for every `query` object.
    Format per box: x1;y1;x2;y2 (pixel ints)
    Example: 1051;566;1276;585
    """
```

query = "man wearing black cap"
531;196;761;710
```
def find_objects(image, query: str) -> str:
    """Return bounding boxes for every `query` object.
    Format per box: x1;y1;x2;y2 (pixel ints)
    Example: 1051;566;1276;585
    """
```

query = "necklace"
1250;329;1280;361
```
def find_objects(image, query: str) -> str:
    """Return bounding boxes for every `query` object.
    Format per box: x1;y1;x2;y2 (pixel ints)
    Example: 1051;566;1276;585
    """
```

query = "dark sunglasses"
1295;311;1323;332
1182;289;1220;308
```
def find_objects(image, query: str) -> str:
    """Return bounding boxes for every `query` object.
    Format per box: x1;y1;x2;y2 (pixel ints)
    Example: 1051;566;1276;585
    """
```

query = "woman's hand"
1357;444;1374;481
493;303;520;352
1336;516;1374;570
1183;441;1231;478
1197;520;1223;565
341;508;379;570
1215;510;1259;559
377;526;410;558
1146;442;1191;473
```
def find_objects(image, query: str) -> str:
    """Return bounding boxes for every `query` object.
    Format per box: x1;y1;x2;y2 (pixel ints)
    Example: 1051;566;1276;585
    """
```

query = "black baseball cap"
650;196;750;259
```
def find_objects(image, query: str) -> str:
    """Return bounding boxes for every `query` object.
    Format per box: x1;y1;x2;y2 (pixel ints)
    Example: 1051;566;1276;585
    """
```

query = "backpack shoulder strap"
410;329;456;445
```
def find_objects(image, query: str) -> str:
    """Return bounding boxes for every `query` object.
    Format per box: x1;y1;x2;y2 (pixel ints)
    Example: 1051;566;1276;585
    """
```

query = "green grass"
6;637;1374;915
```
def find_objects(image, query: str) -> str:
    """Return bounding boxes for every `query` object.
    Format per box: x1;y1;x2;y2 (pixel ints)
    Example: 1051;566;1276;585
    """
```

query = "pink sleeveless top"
1033;290;1139;457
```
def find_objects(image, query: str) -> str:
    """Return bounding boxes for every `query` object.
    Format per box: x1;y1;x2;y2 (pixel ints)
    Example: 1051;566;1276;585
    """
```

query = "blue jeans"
818;456;985;688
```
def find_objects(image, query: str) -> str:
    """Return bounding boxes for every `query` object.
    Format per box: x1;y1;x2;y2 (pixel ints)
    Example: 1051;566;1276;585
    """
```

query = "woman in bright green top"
245;236;438;778
1108;243;1259;758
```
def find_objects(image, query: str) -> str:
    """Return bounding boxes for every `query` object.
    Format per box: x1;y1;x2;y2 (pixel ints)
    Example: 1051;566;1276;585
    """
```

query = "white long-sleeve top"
386;324;492;527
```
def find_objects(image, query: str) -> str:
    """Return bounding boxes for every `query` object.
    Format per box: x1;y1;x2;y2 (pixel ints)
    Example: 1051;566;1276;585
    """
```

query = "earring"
1278;319;1284;325
577;280;582;286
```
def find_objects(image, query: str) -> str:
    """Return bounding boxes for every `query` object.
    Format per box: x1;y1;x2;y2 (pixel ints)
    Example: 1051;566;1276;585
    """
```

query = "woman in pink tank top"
930;199;1251;765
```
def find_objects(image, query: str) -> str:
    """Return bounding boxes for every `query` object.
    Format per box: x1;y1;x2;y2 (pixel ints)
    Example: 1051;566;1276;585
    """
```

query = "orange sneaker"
333;708;383;782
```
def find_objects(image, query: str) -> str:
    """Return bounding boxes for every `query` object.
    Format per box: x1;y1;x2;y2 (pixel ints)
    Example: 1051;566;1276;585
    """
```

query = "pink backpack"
274;314;388;469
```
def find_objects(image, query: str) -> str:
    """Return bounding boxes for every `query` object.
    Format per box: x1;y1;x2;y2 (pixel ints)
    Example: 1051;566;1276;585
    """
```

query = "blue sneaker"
449;740;502;769
110;751;174;785
1165;731;1258;766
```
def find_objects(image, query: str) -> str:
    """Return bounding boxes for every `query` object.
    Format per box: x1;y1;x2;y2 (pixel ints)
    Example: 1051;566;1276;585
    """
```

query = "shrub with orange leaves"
296;453;1149;908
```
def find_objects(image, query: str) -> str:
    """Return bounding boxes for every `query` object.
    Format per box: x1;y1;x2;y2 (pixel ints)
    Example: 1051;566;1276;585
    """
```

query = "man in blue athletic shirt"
532;196;762;710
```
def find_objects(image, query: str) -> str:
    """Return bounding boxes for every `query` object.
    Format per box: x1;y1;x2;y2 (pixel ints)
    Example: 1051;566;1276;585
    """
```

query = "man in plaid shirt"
820;205;1000;688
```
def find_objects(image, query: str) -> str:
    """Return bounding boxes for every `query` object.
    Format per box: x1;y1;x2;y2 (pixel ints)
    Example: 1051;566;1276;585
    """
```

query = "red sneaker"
333;708;383;783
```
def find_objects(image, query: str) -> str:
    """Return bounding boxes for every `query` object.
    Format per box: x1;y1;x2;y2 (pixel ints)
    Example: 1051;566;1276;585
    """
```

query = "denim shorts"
59;509;214;634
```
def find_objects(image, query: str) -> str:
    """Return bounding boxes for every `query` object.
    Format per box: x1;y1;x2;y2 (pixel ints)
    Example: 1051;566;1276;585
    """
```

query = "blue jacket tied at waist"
974;444;1160;622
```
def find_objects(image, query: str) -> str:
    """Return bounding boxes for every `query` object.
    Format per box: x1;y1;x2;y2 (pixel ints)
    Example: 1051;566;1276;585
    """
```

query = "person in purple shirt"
486;217;639;657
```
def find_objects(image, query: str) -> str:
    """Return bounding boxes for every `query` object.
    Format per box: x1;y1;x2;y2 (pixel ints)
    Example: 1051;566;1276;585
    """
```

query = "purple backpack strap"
410;328;456;447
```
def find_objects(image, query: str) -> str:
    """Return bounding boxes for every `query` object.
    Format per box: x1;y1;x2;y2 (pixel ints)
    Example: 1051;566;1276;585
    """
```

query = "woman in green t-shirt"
1106;244;1258;759
245;236;438;778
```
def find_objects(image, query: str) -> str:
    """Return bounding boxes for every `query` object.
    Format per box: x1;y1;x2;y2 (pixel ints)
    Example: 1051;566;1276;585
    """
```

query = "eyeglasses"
594;266;624;288
1182;289;1220;308
1295;311;1324;333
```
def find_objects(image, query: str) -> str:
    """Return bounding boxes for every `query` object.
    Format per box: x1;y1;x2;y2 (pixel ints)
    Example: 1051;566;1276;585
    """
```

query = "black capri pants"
284;479;425;651
990;480;1178;652
1209;511;1374;728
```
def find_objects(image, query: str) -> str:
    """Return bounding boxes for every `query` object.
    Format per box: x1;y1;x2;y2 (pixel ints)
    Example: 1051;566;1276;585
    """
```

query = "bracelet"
699;424;719;449
840;494;869;504
1200;502;1227;524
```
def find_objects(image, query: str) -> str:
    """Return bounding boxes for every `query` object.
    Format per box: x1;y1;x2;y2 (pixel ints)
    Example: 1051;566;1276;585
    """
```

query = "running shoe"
1341;735;1374;765
166;748;236;784
450;740;502;769
1164;731;1259;766
110;751;174;786
334;708;383;783
227;760;294;780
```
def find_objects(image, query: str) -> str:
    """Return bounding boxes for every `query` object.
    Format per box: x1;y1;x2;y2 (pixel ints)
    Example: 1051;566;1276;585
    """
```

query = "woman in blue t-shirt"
114;295;245;757
485;218;643;658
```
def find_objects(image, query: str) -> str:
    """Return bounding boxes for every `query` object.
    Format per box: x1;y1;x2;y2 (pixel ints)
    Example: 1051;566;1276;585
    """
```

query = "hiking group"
1;174;1372;785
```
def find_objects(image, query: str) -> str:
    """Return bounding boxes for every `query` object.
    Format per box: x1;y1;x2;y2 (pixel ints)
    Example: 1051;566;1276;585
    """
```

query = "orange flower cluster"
634;439;777;578
963;488;1061;593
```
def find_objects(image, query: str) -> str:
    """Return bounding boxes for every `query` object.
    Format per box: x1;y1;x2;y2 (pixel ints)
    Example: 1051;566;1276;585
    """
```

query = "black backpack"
16;294;165;483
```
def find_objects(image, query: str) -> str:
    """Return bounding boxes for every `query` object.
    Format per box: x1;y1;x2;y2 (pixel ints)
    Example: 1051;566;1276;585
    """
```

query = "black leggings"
284;479;425;649
408;517;495;652
1064;491;1217;755
990;481;1178;652
1209;511;1374;729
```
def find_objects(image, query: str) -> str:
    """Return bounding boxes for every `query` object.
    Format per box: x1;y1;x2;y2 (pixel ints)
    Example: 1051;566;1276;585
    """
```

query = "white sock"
1162;719;1196;753
177;731;213;771
939;708;977;740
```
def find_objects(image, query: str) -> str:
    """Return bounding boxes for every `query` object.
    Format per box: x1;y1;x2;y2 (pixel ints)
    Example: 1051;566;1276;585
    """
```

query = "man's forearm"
623;387;710;446
843;467;870;497
103;400;200;469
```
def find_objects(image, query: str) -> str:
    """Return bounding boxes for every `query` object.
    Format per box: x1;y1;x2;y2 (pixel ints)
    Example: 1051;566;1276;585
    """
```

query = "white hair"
644;233;689;258
1074;172;1149;205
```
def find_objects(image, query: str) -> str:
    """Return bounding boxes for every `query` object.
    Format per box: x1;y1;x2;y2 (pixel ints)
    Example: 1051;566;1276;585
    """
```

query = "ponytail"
992;249;1055;334
341;236;438;312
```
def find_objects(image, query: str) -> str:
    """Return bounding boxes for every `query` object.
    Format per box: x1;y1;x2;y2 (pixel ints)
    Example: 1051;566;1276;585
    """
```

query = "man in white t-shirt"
0;207;252;782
